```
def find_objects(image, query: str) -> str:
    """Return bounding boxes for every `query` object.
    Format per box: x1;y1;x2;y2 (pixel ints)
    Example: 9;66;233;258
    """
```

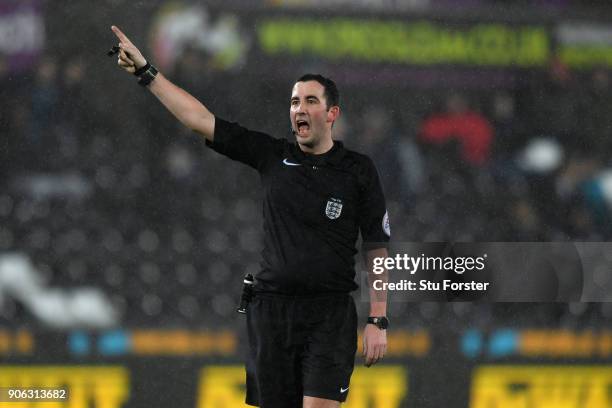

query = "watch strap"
137;64;158;87
367;316;389;329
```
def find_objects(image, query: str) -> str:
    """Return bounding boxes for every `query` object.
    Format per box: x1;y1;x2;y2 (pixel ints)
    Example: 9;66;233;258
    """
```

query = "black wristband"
133;61;151;76
367;316;389;330
137;64;158;87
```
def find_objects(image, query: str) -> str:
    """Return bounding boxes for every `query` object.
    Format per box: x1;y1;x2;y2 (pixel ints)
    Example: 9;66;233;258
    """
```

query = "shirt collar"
290;140;346;166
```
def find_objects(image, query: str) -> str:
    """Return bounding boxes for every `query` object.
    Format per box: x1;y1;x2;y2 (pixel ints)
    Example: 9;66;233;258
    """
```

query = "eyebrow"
290;95;320;101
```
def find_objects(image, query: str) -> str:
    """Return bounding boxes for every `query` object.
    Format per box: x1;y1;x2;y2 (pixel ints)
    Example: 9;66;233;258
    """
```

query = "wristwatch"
367;316;389;330
133;61;158;86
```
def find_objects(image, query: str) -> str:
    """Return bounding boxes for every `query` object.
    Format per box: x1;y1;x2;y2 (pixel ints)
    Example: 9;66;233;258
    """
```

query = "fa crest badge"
325;198;343;220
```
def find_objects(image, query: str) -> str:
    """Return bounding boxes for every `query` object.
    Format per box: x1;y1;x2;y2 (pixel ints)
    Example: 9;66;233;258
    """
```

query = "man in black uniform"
112;26;390;408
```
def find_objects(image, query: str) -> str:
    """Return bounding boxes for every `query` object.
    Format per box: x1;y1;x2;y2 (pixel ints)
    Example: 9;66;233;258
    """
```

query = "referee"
112;26;390;408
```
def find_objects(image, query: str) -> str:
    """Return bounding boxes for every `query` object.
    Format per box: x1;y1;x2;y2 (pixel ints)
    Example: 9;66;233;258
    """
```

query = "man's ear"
327;106;340;124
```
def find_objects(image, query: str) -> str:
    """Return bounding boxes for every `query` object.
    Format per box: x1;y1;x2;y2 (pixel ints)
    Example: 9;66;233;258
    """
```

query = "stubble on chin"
298;139;315;149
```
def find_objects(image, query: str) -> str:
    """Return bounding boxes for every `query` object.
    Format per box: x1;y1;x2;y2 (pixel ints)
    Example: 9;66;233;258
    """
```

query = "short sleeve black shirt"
206;117;390;295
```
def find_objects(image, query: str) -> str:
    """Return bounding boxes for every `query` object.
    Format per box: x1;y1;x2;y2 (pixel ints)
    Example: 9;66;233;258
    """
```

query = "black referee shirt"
206;117;390;295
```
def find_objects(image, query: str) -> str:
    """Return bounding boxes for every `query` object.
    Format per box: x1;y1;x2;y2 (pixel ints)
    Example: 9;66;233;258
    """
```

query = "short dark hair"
296;73;340;110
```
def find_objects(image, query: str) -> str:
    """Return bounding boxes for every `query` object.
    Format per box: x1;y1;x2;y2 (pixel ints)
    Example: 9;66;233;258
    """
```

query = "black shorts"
245;292;357;407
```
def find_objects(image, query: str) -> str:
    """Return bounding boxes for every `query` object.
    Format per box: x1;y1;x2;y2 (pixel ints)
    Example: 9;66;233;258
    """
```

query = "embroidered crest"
325;198;343;220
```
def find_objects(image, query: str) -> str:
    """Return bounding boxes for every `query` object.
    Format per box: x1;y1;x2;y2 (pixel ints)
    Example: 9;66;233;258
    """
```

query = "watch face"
369;316;389;329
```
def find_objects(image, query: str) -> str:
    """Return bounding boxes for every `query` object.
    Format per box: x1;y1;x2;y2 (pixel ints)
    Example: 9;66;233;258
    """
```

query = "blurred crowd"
336;59;612;243
2;37;612;328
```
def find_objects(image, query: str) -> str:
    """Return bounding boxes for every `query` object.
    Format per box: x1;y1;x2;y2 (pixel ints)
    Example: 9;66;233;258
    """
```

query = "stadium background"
2;0;612;406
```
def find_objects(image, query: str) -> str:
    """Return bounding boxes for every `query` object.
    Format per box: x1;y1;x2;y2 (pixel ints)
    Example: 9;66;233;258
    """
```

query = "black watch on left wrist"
367;316;389;330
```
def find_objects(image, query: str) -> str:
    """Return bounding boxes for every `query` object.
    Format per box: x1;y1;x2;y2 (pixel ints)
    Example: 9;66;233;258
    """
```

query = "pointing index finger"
111;25;130;44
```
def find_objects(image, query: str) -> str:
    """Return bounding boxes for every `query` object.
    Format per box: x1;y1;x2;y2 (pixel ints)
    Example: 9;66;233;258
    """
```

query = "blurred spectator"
521;58;582;149
0;55;9;179
490;92;528;160
579;168;612;238
173;46;215;92
418;93;494;167
516;138;566;234
555;154;601;239
357;107;406;203
506;198;545;240
29;57;59;165
579;69;612;156
393;110;425;203
53;57;89;169
59;57;87;125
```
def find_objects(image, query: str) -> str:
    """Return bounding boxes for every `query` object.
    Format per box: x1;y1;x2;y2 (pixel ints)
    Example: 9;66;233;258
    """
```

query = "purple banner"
0;0;44;72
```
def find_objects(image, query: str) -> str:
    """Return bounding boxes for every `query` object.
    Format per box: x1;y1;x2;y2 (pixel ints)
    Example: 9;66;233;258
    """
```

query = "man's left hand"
362;324;387;367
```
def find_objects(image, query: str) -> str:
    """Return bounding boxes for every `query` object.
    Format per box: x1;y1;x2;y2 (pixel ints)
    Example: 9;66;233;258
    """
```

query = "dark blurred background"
2;0;612;407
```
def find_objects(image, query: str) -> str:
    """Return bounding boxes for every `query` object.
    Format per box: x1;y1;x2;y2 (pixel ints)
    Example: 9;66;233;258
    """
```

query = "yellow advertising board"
197;365;408;408
471;366;612;408
0;367;129;408
258;19;549;67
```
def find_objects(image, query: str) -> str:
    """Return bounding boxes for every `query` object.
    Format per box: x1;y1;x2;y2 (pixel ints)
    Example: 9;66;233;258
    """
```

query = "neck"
298;131;334;155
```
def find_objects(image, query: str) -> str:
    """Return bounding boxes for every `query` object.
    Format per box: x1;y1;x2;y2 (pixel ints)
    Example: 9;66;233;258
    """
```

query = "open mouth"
296;119;310;133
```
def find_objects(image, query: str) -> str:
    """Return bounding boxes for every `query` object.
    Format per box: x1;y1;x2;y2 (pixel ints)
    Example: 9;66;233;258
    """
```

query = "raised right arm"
111;25;215;142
